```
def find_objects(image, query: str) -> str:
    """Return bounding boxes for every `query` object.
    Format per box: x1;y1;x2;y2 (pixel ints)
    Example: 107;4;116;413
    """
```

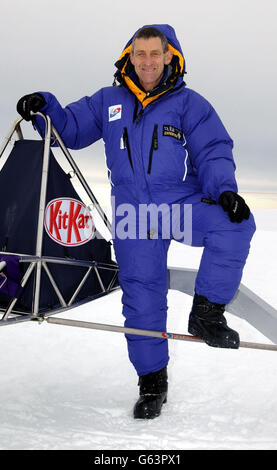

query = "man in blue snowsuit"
17;24;256;419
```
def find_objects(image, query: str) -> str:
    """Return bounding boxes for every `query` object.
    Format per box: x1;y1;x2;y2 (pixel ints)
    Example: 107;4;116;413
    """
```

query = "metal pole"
94;266;106;293
0;117;23;158
68;267;92;306
42;262;67;307
44;317;277;352
32;113;52;316
2;262;36;320
50;123;112;234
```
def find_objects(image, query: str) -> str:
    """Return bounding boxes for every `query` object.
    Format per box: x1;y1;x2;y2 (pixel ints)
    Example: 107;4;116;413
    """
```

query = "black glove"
219;191;250;223
16;93;46;121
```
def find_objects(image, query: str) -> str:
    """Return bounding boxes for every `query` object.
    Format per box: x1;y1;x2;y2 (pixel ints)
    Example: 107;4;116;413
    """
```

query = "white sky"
0;0;276;201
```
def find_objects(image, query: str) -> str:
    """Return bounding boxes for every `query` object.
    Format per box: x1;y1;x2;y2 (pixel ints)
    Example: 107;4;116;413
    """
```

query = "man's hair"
131;26;168;54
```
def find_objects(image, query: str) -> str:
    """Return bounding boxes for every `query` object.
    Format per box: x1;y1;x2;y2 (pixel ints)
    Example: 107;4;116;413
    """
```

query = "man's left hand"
219;191;250;223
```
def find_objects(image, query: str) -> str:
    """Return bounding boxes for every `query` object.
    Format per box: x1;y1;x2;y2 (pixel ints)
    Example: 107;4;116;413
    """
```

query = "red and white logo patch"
108;104;122;122
44;197;95;246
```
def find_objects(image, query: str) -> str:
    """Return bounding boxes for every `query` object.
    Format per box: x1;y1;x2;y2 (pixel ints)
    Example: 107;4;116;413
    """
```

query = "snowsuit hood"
114;24;186;108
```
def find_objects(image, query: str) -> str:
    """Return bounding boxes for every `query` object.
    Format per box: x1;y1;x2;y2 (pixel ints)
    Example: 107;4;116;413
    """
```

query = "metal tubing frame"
0;114;112;232
0;114;117;323
44;316;277;352
1;262;36;320
0;117;23;157
32;113;52;316
42;261;67;307
68;266;92;306
0;255;118;322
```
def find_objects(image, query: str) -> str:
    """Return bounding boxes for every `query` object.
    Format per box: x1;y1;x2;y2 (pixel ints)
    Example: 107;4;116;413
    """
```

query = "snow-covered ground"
0;209;276;450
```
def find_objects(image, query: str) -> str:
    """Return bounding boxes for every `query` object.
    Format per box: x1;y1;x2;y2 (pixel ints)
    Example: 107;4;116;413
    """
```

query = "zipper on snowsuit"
147;124;158;174
121;127;134;172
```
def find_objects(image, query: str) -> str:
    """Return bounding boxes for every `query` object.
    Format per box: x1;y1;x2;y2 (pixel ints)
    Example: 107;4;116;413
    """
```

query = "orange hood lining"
117;43;184;106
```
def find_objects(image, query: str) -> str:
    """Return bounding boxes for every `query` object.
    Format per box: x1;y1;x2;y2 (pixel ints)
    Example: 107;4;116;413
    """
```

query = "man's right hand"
16;93;46;121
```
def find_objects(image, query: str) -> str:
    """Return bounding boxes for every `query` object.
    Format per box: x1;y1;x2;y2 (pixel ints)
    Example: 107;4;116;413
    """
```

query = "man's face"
130;37;173;92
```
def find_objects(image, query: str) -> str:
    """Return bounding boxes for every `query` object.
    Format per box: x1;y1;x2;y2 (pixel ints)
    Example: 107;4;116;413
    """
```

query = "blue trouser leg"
113;193;256;376
176;195;256;304
113;236;171;377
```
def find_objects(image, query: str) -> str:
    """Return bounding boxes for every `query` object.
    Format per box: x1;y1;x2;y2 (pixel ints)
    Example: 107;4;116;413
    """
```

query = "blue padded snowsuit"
36;24;255;376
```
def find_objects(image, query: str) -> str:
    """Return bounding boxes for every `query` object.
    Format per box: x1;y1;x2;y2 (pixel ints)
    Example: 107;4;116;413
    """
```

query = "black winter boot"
133;366;168;419
188;293;240;349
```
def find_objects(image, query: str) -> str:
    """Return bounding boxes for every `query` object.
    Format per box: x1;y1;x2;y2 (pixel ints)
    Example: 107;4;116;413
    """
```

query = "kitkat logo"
44;198;95;246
